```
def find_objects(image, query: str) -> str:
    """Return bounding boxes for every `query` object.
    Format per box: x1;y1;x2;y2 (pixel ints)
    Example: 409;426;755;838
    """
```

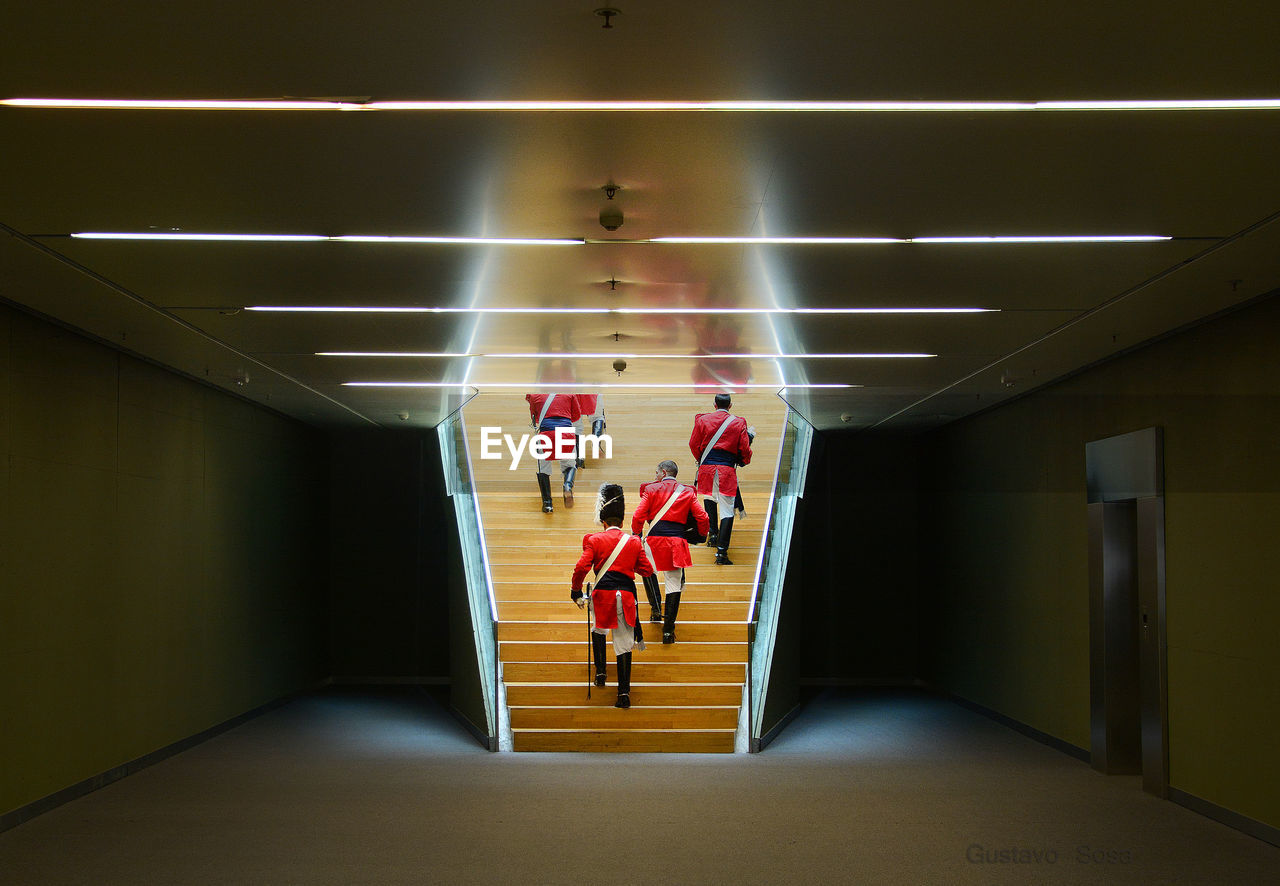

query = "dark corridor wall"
797;430;925;684
327;429;451;681
1;303;329;820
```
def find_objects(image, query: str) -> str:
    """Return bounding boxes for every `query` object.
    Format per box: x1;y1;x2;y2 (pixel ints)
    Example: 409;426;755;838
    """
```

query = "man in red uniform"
571;484;655;709
632;460;709;644
525;392;581;512
689;393;753;565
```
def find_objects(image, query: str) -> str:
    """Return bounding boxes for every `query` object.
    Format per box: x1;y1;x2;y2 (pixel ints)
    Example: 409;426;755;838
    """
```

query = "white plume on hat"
594;483;625;523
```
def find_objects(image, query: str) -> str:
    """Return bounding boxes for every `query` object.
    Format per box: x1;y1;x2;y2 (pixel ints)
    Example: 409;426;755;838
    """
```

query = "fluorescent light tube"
251;306;995;315
10;98;1280;112
318;351;935;359
71;232;582;245
343;382;855;389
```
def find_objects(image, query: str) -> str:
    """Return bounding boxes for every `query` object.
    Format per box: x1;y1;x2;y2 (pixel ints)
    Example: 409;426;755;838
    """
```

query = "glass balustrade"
437;404;500;748
747;407;814;747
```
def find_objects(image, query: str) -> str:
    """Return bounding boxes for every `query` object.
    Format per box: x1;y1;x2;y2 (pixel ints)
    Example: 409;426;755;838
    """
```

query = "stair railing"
745;407;814;750
437;403;501;749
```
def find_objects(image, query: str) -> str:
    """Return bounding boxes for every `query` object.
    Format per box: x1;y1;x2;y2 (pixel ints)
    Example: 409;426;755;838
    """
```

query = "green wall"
0;304;329;818
924;292;1280;830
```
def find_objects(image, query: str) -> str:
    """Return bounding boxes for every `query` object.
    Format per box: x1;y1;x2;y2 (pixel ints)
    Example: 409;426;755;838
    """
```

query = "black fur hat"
594;483;625;523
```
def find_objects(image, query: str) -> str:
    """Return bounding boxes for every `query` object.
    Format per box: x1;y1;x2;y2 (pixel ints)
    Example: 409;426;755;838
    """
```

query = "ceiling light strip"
343;382;855;389
651;236;905;245
650;235;1172;244
9;98;1280;112
318;351;935;359
75;232;330;242
1;98;363;111
71;232;582;245
71;231;1172;245
249;306;994;315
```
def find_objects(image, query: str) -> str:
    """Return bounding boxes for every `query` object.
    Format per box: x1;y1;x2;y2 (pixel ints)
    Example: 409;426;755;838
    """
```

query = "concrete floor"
2;687;1276;884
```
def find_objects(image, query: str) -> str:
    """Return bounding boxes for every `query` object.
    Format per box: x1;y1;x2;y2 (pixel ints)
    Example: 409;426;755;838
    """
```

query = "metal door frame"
1086;427;1169;797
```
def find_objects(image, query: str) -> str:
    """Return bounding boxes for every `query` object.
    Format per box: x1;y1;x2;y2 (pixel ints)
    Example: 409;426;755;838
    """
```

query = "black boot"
704;499;719;547
662;591;681;644
715;517;734;565
591;418;606;437
536;473;554;513
643;573;664;622
592;632;607;687
562;466;576;507
614;652;631;708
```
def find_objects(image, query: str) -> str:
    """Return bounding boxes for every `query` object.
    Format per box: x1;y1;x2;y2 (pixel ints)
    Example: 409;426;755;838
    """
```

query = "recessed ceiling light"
9;97;1280;112
74;232;329;242
909;235;1170;244
342;382;855;389
1;98;363;110
654;235;1172;244
651;236;905;245
250;306;994;315
317;351;935;359
70;232;582;245
71;231;1171;246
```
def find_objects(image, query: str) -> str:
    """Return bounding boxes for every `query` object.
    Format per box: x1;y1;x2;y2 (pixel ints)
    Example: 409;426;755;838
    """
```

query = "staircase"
463;392;786;752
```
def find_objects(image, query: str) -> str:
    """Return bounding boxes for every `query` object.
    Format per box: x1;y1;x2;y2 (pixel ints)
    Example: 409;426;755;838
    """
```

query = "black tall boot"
580;419;605;468
715;517;734;565
614;652;632;708
643;573;664;622
536;472;554;513
591;632;607;687
662;591;681;644
561;465;576;507
704;499;719;547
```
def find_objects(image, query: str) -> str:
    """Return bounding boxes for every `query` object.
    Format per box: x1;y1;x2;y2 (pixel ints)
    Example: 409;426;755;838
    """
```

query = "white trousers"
708;469;734;515
661;569;684;598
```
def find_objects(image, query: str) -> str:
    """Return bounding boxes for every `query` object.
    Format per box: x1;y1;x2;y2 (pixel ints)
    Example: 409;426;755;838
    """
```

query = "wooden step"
502;660;746;683
484;545;763;566
505;683;743;706
476;512;768;531
499;641;749;663
497;601;748;621
479;527;763;546
493;582;754;603
489;563;758;582
510;706;738;730
511;729;736;753
499;621;749;643
486;551;762;574
470;481;775;499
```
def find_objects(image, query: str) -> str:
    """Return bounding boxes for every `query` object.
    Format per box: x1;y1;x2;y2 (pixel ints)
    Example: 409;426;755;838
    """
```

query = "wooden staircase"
463;392;786;752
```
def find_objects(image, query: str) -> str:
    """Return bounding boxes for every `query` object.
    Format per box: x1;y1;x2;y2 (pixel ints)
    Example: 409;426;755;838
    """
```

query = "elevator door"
1086;428;1168;797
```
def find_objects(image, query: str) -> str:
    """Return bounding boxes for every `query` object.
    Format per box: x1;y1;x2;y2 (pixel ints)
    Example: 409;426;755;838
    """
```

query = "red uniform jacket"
689;410;752;497
574;393;601;417
571;527;654;629
631;478;709;571
526;393;580;426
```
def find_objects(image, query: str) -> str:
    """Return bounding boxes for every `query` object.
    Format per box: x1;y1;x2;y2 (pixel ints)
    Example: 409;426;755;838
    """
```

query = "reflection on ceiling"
4;3;1280;430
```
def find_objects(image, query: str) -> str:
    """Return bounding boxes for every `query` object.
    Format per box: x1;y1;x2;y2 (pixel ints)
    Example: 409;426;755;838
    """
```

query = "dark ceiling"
3;2;1279;430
